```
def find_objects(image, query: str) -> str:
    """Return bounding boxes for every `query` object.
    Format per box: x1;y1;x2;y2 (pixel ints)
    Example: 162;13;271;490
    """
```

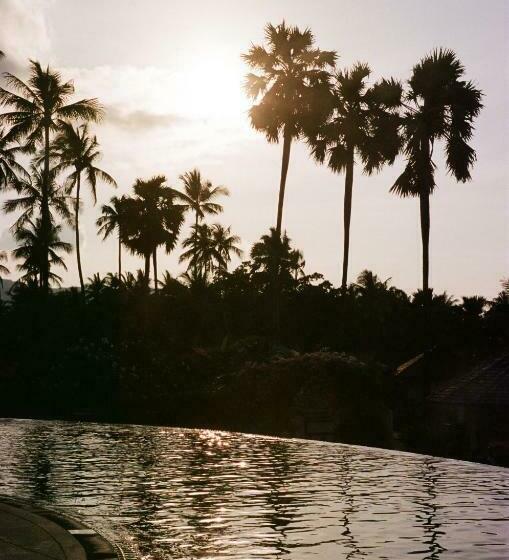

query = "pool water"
0;419;507;559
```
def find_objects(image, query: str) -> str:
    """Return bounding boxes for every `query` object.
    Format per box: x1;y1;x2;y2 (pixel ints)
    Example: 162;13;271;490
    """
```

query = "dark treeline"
0;26;506;463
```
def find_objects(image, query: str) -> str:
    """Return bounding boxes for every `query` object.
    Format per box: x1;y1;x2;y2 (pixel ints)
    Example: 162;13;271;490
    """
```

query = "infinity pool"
0;419;507;559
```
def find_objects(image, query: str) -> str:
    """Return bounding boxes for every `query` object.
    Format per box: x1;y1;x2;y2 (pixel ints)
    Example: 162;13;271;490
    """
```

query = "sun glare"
170;52;249;122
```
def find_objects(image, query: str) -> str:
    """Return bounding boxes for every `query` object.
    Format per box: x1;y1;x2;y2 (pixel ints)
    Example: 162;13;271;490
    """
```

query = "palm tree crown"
97;195;128;280
175;169;229;226
123;176;185;289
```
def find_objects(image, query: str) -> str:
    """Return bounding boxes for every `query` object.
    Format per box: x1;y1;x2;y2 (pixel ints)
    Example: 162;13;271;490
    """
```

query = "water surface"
0;419;507;559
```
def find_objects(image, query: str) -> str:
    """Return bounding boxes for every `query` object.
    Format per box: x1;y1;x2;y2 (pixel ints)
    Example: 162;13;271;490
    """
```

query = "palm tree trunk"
341;147;355;291
144;254;150;287
420;192;430;293
275;128;293;238
118;232;122;281
272;127;293;341
153;249;158;292
75;174;85;292
41;122;51;292
420;138;431;293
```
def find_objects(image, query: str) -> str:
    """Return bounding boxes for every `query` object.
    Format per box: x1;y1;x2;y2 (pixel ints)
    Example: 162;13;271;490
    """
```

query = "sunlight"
169;51;249;122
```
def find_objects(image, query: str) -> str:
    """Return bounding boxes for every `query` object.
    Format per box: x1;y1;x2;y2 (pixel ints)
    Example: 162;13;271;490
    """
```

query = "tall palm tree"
12;218;71;287
175;169;229;226
0;127;27;189
391;49;483;292
308;63;402;289
53;121;116;291
0;61;102;290
123;176;185;289
96;195;127;280
243;22;336;239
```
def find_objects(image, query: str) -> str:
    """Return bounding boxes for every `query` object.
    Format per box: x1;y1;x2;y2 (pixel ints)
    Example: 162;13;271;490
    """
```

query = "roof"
429;353;509;406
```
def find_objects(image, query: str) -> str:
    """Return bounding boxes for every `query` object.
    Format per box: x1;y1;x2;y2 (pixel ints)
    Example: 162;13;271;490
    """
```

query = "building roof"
429;353;509;406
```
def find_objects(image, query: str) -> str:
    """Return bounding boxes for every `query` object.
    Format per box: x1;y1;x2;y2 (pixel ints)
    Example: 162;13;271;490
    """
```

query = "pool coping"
0;496;126;560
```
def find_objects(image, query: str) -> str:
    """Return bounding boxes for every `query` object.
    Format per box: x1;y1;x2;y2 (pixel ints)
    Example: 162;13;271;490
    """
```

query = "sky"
0;0;508;297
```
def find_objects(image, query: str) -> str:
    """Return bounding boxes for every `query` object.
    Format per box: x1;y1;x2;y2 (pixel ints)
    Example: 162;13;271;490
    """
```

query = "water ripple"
0;419;507;559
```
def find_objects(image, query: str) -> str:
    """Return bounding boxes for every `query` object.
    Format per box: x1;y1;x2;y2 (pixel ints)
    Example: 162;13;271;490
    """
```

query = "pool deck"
0;500;120;559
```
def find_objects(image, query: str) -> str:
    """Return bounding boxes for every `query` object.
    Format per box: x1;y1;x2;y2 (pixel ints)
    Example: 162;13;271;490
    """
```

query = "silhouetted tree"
97;195;128;281
0;61;102;290
123;176;184;289
53;121;116;291
243;22;336;238
391;49;483;292
174;169;229;227
308;63;402;289
12;218;71;286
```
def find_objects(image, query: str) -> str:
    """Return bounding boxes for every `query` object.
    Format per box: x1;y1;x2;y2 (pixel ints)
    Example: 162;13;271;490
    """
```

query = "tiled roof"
429;353;509;406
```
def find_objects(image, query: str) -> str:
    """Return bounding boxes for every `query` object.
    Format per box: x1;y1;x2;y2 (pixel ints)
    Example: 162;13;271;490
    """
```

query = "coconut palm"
12;218;72;287
0;127;27;189
175;169;229;226
243;22;336;238
96;195;128;280
180;224;220;281
0;61;102;290
250;228;301;289
391;49;483;292
211;224;242;271
308;63;402;289
3;164;72;232
123;176;185;289
53;121;116;291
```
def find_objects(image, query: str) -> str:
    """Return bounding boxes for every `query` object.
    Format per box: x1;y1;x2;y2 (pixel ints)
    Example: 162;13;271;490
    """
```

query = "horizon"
1;0;508;297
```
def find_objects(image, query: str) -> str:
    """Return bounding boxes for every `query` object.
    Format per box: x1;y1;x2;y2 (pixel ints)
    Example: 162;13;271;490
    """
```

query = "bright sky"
1;0;508;297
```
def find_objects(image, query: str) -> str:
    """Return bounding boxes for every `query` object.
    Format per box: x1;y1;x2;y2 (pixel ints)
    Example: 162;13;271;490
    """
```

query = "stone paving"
0;501;86;559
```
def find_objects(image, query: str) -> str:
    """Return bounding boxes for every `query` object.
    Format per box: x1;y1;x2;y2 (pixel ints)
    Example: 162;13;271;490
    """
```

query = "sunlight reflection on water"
0;419;507;559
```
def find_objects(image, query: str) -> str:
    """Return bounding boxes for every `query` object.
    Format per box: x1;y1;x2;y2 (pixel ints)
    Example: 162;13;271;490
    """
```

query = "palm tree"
96;195;128;280
0;127;27;189
3;164;72;232
175;168;229;227
288;249;305;281
53;121;116;291
243;22;336;239
211;224;242;271
180;224;220;281
123;176;185;289
391;49;483;292
0;61;102;290
308;63;402;289
12;218;72;287
250;228;301;288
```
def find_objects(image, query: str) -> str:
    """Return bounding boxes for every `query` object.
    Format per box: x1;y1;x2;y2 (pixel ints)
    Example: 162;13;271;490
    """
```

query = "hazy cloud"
0;0;52;75
104;105;190;130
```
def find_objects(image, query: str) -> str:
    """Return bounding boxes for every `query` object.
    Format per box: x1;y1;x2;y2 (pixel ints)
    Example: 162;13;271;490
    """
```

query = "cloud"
104;105;190;130
0;0;52;75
